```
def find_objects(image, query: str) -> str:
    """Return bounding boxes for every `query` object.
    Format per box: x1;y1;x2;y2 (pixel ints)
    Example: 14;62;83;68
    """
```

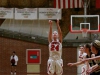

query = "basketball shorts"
11;63;17;66
81;65;88;75
47;58;63;75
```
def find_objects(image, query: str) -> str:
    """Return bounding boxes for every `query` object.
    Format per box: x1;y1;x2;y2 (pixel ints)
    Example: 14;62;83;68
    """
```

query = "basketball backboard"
70;15;99;33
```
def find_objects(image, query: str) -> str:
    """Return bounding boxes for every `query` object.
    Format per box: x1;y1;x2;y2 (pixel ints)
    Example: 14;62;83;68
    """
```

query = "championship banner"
0;8;13;19
39;8;61;19
26;49;41;64
15;8;37;20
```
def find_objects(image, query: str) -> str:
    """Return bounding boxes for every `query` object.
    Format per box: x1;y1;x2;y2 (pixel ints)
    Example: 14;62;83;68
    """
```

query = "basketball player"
47;20;63;75
67;44;96;75
78;45;85;61
78;45;88;75
10;51;18;75
82;40;100;75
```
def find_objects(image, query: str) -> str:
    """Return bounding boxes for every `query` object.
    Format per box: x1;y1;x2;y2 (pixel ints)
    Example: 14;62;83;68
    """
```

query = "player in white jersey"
67;44;93;75
47;20;63;75
78;45;88;75
78;45;85;61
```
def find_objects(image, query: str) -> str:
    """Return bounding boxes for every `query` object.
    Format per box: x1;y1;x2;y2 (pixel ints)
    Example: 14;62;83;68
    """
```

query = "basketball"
11;59;15;64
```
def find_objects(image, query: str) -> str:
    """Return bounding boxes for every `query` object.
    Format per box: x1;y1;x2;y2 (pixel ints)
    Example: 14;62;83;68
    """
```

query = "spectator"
10;51;18;75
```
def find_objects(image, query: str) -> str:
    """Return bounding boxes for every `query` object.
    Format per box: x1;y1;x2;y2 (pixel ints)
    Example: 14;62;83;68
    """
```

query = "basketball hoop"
81;28;88;38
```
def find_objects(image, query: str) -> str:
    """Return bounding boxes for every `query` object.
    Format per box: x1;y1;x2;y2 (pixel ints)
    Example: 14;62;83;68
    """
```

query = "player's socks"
14;71;16;75
11;71;13;75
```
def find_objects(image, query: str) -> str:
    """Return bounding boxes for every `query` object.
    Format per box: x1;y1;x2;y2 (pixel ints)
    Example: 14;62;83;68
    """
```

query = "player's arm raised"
48;20;52;43
56;20;62;43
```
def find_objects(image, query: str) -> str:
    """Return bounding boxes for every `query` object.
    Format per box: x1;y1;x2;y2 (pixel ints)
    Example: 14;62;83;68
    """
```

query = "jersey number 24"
51;44;59;51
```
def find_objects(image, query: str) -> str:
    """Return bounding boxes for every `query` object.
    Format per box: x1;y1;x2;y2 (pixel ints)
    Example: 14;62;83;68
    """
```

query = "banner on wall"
0;8;13;19
15;8;37;20
26;49;41;64
39;8;61;19
54;0;83;8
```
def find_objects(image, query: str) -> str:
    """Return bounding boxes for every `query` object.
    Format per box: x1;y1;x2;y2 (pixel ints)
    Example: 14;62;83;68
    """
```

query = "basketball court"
0;0;100;75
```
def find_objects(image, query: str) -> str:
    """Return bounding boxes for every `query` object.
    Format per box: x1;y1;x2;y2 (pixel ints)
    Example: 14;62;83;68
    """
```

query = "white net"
82;29;88;38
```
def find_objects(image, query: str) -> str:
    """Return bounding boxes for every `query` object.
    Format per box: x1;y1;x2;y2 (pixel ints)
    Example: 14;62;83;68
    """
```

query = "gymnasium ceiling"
0;0;99;38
